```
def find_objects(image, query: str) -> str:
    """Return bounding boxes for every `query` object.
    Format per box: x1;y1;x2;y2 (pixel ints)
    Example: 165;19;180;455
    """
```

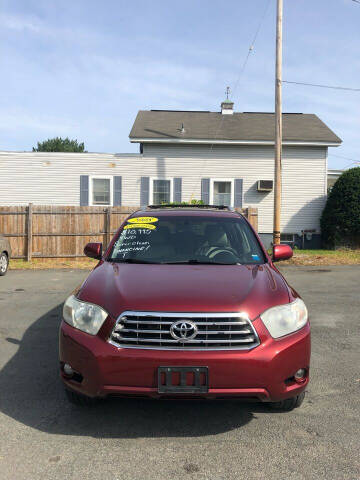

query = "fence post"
105;207;112;248
27;203;33;261
248;207;258;232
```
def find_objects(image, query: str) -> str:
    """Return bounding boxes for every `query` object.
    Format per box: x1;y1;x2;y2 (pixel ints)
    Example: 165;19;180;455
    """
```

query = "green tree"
33;137;85;152
321;167;360;248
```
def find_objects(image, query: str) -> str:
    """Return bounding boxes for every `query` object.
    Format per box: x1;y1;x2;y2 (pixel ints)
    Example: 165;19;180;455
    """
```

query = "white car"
0;235;11;276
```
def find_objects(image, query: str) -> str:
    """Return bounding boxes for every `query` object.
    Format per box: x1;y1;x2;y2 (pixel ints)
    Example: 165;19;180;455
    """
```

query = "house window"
211;179;234;207
91;177;112;206
281;233;295;243
152;179;172;204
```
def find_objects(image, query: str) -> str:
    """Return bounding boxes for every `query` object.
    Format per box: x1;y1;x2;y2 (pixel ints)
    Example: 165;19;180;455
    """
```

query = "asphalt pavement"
0;266;359;480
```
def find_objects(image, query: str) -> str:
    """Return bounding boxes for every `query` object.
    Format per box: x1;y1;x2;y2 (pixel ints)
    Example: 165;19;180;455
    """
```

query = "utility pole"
273;0;283;245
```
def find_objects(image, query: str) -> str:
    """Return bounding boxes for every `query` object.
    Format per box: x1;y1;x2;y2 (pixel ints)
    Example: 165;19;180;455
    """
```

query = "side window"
90;177;112;206
281;233;295;243
213;181;232;206
152;179;172;204
210;179;234;207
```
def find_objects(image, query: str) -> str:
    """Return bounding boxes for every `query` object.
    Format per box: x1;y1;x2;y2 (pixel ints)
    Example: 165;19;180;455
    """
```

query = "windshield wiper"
108;258;160;264
108;258;240;265
163;259;240;265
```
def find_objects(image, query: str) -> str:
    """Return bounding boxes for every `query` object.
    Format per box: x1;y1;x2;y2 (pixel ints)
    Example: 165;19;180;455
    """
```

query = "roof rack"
146;204;232;211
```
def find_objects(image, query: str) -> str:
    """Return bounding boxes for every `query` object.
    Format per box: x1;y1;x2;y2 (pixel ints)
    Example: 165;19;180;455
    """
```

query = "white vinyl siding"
142;144;327;233
0;144;328;234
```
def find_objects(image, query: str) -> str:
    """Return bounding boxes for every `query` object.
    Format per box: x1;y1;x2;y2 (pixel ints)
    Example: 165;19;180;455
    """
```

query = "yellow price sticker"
127;217;158;224
124;223;156;230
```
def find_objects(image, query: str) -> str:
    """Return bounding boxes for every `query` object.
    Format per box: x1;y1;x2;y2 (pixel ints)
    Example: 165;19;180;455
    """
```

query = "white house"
0;101;341;248
327;169;344;191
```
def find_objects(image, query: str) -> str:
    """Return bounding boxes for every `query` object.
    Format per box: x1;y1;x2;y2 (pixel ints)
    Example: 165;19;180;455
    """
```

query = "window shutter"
113;176;122;206
80;175;89;206
173;177;182;203
201;178;210;204
140;177;150;207
234;178;243;208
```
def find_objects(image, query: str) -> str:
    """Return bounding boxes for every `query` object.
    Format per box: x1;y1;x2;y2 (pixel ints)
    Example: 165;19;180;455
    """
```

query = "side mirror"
272;244;293;262
84;242;102;260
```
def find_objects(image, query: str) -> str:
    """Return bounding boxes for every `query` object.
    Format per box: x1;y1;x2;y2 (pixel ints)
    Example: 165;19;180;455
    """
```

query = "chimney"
221;86;234;114
221;100;234;114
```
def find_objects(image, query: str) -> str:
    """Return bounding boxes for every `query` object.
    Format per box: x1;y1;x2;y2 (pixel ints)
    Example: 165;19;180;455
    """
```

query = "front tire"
65;388;100;406
268;391;305;411
0;252;9;276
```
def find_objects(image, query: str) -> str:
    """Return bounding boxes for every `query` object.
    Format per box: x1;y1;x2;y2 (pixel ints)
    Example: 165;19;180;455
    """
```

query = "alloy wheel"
0;253;8;274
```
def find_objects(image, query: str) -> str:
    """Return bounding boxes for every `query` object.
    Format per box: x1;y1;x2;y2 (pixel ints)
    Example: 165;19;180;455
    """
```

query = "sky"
0;0;359;169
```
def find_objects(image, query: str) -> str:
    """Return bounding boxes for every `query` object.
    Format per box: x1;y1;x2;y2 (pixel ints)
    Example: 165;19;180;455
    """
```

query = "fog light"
295;368;306;382
63;363;74;376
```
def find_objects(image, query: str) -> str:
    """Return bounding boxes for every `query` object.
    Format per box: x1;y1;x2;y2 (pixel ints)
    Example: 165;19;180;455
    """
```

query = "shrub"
321;167;360;248
161;199;204;205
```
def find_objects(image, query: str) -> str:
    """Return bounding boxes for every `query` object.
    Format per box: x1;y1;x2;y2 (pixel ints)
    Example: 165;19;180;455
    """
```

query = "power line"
352;0;360;4
342;161;359;169
329;153;360;163
230;0;272;98
330;153;358;161
283;80;360;92
328;154;360;171
190;0;272;200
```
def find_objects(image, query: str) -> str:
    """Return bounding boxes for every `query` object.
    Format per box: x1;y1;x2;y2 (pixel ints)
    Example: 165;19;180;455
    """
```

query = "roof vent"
179;123;185;134
221;87;234;114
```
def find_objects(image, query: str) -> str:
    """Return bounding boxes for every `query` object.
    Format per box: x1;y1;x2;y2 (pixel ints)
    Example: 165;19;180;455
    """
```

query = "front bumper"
59;317;310;402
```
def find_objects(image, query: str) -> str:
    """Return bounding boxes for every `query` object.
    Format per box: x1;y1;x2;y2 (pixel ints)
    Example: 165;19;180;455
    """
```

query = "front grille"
108;312;260;350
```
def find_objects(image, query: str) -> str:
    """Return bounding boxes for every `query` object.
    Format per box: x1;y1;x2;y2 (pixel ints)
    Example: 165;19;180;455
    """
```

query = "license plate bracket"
158;366;208;394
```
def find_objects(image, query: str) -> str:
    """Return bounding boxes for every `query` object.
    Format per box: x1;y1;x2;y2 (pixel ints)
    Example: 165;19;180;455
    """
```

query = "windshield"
108;215;265;265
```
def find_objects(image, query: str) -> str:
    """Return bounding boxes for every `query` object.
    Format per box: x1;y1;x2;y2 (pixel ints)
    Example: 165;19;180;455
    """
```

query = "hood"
78;261;290;320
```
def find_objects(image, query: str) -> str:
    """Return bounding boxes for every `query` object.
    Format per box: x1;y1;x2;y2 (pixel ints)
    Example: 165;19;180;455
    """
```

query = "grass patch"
283;249;360;266
10;258;97;270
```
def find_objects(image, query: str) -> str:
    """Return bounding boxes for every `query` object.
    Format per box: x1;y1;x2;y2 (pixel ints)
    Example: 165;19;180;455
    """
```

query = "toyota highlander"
59;205;310;411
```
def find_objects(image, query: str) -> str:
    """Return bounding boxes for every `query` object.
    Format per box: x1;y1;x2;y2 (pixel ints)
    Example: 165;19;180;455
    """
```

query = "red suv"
60;206;310;411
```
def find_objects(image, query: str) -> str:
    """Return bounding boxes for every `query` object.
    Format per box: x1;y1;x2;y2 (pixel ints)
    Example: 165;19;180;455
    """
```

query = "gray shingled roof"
129;110;341;144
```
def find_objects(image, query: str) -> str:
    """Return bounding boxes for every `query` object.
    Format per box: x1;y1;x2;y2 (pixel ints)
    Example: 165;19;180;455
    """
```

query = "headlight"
260;298;308;339
63;295;108;335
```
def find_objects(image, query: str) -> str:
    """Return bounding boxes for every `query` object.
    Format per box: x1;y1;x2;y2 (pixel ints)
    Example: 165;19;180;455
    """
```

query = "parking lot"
0;266;359;480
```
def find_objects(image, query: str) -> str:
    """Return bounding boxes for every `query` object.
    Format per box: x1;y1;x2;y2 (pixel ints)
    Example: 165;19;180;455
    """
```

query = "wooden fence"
0;205;258;260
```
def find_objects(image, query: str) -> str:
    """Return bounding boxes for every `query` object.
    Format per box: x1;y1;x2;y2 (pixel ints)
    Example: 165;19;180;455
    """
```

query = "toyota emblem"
170;320;198;342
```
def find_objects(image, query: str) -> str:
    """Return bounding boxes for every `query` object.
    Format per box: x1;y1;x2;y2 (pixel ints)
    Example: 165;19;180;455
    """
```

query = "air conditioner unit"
257;180;273;192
